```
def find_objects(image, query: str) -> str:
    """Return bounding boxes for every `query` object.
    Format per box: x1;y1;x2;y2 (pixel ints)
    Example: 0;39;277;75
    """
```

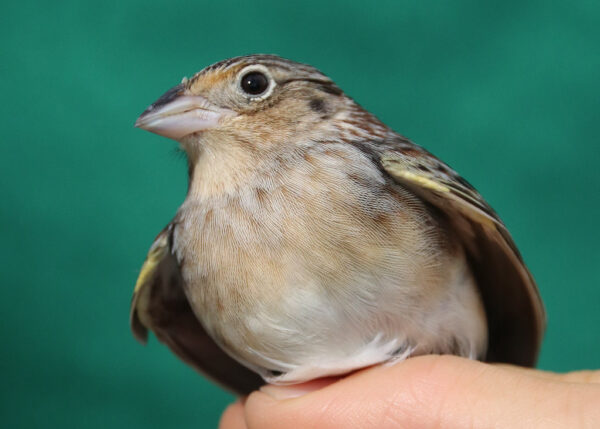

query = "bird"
130;54;545;395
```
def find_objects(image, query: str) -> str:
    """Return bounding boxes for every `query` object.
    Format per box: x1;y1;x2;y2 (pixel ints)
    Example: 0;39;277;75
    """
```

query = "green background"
2;0;599;427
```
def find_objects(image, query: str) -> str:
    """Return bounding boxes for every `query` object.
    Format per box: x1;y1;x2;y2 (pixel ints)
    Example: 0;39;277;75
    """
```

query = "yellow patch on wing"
131;228;173;342
393;169;450;193
381;155;497;229
381;157;448;193
134;232;169;294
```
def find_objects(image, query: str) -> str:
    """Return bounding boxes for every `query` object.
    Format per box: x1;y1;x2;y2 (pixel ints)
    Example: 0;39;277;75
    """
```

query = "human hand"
219;355;600;428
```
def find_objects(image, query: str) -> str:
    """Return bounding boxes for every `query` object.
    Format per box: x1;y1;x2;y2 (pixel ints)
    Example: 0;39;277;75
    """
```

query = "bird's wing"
130;224;264;395
377;139;545;366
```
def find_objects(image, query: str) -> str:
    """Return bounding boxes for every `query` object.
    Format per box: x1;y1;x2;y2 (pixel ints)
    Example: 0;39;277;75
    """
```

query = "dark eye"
240;72;269;95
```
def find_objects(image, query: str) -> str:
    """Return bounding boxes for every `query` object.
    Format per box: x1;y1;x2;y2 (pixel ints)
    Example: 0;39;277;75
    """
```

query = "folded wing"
379;143;545;367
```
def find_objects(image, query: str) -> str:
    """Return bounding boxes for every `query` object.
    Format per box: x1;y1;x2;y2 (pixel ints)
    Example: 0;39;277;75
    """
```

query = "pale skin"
219;355;600;429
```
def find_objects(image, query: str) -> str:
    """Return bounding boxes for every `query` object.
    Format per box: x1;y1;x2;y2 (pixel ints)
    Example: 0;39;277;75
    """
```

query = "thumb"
242;355;600;429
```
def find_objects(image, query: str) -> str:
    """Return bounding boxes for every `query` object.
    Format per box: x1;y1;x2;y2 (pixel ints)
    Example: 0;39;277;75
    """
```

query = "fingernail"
259;378;338;400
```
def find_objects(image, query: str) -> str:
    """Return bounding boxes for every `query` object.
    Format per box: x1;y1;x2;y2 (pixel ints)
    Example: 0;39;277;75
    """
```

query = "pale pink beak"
135;83;234;140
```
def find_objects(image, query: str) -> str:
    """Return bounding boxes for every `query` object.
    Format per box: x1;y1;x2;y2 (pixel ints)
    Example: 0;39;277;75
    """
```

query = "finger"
219;401;247;429
244;355;600;429
557;370;600;384
496;364;600;384
260;376;341;399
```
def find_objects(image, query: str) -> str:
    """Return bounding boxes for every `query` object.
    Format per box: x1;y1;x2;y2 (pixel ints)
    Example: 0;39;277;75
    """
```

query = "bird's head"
135;55;359;156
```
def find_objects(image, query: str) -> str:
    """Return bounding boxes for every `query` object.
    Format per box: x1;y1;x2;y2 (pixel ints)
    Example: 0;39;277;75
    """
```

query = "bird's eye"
240;71;269;96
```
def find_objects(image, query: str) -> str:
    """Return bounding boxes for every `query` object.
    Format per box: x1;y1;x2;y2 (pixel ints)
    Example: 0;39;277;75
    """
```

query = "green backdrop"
2;0;599;427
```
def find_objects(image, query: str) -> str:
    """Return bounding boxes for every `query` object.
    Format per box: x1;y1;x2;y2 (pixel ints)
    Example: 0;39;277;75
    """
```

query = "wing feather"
379;144;545;366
